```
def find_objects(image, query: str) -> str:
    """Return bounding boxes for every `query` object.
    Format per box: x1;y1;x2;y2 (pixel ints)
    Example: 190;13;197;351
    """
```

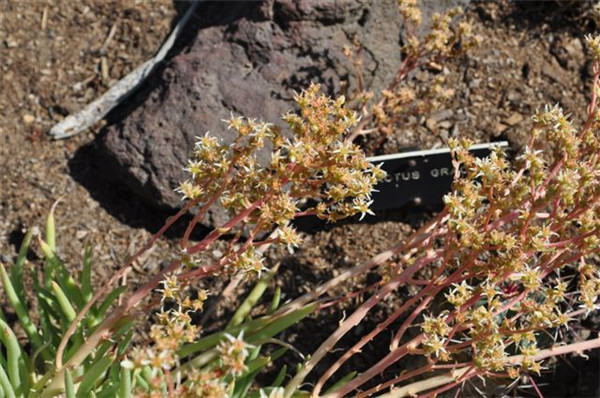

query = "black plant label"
368;142;509;210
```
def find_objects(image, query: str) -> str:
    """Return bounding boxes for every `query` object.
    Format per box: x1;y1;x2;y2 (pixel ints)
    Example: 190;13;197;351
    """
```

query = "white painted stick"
49;1;202;139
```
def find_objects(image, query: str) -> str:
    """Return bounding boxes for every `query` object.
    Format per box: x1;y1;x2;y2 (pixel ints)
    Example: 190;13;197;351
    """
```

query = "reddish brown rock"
97;0;467;223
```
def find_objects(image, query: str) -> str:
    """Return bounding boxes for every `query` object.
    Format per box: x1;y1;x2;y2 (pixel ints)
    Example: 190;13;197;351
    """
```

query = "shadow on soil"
67;140;206;239
65;2;600;395
66;2;259;238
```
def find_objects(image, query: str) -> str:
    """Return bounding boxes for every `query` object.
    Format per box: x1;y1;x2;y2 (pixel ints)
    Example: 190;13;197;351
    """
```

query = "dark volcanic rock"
97;0;465;223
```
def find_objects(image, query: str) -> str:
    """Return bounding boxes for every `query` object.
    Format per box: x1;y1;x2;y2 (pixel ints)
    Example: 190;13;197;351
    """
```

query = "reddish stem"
55;199;196;369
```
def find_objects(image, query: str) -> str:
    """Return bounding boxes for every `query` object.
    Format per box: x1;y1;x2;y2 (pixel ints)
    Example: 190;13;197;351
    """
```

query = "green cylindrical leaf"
228;264;280;328
17;354;29;397
39;239;85;311
140;367;153;388
28;367;54;396
133;372;149;392
272;364;287;387
269;286;281;314
0;264;47;359
116;330;134;357
81;246;93;303
45;202;58;252
0;319;21;396
76;355;114;397
36;288;63;338
13;228;34;303
38;239;56;290
178;304;315;376
95;286;127;318
30;259;58;359
119;366;131;398
177;315;272;359
51;281;77;322
64;370;75;398
323;371;357;394
57;268;85;312
0;363;15;398
242;356;271;377
247;303;318;344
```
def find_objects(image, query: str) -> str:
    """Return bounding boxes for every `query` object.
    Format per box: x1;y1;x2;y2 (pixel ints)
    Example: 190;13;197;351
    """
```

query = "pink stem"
311;250;443;397
55;199;196;368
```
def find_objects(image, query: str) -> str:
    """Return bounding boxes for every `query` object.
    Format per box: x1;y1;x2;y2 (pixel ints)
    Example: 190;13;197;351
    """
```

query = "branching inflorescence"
346;0;482;143
4;3;600;398
118;83;387;395
281;34;600;398
176;82;385;270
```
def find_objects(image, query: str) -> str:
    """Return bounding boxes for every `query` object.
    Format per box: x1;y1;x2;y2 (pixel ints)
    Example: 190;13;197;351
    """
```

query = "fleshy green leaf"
0;264;48;361
324;371;358;394
246;303;318;344
64;370;75;398
81;246;93;303
12;228;34;303
76;355;114;397
272;364;287;387
45;202;57;252
51;281;77;322
95;286;127;318
228;264;280;328
269;286;282;314
119;365;132;398
0;319;22;396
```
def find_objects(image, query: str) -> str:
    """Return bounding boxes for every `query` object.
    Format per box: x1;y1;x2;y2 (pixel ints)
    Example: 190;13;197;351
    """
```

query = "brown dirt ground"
0;0;177;283
1;1;599;397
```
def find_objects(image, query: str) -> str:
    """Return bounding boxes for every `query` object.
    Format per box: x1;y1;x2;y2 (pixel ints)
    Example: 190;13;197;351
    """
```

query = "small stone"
507;90;521;105
425;118;437;132
439;129;449;142
454;110;468;122
494;122;508;136
553;37;584;70
427;61;443;72
415;71;428;82
468;78;481;89
4;36;18;48
451;123;460;137
541;59;568;86
438;120;452;129
565;37;583;59
22;114;35;125
432;109;453;122
505;112;524;126
75;230;88;239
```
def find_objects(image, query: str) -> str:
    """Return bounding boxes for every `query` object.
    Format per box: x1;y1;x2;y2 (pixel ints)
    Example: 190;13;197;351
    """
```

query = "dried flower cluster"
18;6;600;398
177;83;385;273
284;33;600;398
346;0;482;143
430;118;599;375
120;84;385;396
122;278;207;375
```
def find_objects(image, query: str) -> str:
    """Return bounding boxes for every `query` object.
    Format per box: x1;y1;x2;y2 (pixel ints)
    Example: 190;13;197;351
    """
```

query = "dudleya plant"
278;35;600;398
1;3;599;398
346;0;482;143
120;84;386;396
0;83;385;397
